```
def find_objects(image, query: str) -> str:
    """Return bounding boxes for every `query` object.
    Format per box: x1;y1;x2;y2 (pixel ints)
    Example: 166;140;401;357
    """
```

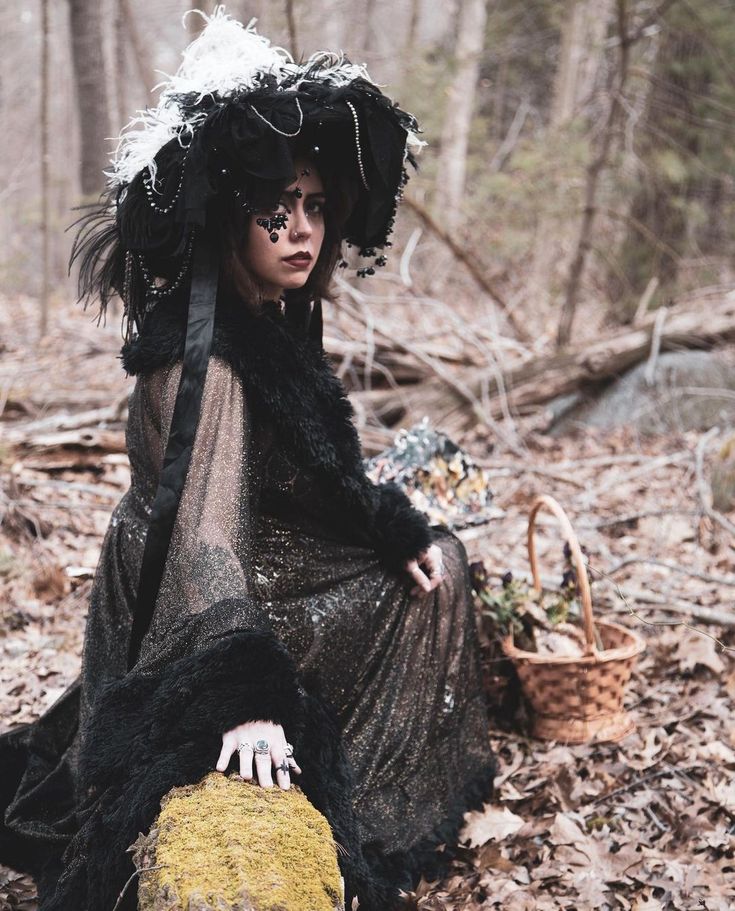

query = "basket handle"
527;494;598;657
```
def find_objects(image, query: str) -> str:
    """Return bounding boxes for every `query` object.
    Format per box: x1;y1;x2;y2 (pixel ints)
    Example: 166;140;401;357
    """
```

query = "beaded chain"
135;229;197;300
143;142;192;215
249;97;304;137
346;101;370;191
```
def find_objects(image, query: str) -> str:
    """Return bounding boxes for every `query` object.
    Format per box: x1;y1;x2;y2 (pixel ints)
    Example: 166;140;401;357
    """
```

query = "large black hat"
72;5;425;339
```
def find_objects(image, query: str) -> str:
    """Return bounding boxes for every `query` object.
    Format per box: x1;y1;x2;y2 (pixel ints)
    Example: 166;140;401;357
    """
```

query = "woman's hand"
215;720;301;789
404;543;445;597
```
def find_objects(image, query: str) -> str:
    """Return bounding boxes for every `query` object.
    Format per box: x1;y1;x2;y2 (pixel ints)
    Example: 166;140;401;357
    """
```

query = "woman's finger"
271;749;291;790
404;558;432;594
425;547;445;582
238;742;254;779
255;751;274;788
215;734;236;772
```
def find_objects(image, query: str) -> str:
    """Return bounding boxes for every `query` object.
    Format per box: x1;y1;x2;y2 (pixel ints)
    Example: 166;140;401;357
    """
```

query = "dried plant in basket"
472;543;598;659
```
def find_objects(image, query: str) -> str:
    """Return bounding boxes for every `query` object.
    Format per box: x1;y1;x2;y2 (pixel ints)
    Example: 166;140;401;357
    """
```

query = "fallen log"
355;297;735;434
132;772;344;911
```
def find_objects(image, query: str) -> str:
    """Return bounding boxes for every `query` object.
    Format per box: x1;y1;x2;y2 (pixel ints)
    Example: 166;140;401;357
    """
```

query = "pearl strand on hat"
346;101;370;190
143;143;192;215
135;230;196;300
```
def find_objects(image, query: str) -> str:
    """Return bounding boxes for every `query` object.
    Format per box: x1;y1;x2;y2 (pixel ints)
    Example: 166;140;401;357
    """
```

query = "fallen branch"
361;296;735;435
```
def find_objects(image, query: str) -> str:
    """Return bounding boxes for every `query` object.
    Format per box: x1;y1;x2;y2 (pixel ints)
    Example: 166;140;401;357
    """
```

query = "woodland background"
1;1;735;910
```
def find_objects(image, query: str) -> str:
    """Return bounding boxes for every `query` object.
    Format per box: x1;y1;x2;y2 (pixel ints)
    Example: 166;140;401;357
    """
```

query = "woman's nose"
290;204;312;239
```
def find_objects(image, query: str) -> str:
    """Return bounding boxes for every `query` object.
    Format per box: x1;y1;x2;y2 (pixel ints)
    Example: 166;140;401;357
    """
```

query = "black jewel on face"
256;211;289;242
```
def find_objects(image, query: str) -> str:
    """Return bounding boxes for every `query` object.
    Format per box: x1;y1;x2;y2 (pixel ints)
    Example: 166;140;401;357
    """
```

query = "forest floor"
1;293;734;910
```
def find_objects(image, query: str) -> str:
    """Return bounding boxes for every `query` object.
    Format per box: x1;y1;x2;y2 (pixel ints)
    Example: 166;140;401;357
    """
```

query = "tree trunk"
40;0;50;338
66;0;111;197
556;0;631;348
527;0;614;324
434;0;488;231
551;0;614;127
120;0;157;97
606;5;719;321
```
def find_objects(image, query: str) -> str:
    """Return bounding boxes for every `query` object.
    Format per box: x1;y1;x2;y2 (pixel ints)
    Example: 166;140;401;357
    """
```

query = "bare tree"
40;0;50;337
551;0;614;127
285;0;299;59
556;0;679;347
120;0;157;96
67;0;111;196
527;0;614;324
434;0;488;232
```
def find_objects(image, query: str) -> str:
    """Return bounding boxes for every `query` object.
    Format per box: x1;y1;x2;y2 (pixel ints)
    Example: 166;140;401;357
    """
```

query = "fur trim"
372;481;433;573
37;616;390;911
120;294;435;576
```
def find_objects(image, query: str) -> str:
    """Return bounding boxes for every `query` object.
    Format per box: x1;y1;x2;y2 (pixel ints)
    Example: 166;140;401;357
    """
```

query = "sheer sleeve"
135;355;267;670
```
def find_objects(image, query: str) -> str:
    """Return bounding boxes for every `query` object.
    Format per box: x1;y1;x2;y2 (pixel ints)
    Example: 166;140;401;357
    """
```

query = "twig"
578;452;690;502
643;305;667;386
633;275;659;325
588;766;674;807
477;462;587;489
401;195;528;340
604;555;735;587
15;478;122;499
590;565;735;644
576;508;699;530
399;227;422;287
599;581;735;628
645;804;668;832
111;864;164;911
334;281;524;451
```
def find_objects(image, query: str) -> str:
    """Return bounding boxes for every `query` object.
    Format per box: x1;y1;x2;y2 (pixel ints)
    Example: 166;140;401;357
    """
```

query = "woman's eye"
306;200;324;215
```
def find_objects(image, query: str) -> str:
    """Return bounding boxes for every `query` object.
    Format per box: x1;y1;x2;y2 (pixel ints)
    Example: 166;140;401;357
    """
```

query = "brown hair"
219;145;357;315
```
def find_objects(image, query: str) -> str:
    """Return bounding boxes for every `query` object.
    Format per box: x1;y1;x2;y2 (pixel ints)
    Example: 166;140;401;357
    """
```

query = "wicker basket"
501;494;646;744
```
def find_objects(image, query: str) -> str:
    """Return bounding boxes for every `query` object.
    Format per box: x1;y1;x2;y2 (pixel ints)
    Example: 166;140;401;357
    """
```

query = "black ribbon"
127;231;220;669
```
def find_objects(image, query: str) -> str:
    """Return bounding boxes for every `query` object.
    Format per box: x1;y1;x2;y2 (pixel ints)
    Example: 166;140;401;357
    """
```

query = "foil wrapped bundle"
366;417;496;530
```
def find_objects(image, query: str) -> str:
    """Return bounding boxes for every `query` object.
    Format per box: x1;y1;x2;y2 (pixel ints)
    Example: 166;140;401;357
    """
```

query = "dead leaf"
460;804;525;847
674;633;726;674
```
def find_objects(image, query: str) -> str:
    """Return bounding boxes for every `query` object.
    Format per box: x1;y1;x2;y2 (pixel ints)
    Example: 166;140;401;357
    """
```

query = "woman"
0;10;495;910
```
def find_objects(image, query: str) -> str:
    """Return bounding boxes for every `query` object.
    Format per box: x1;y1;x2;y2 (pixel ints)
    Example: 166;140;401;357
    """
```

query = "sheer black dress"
1;294;496;910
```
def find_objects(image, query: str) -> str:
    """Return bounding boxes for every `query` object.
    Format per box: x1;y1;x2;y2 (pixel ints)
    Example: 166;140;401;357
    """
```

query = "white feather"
108;4;424;187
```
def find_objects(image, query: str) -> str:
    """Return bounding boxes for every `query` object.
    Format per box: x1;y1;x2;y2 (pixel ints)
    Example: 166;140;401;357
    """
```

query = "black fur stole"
120;292;435;574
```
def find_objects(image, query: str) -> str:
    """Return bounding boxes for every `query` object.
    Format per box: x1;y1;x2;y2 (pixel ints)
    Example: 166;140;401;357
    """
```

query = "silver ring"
284;743;294;758
237;741;253;753
254;738;270;755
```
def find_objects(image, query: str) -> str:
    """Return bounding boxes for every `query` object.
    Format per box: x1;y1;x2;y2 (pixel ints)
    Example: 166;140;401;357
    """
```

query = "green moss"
137;772;343;911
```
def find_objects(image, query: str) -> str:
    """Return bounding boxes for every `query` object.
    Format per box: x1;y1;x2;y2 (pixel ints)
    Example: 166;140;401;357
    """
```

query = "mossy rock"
131;771;344;911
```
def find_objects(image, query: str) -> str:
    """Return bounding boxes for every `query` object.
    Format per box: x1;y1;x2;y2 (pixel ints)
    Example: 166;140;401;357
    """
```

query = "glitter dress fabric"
2;353;493;892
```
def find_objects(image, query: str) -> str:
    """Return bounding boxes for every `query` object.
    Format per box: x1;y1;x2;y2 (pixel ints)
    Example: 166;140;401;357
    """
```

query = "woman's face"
243;158;326;301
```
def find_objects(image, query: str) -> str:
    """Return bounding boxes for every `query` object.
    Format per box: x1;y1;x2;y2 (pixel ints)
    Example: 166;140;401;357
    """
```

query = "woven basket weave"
501;495;646;744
